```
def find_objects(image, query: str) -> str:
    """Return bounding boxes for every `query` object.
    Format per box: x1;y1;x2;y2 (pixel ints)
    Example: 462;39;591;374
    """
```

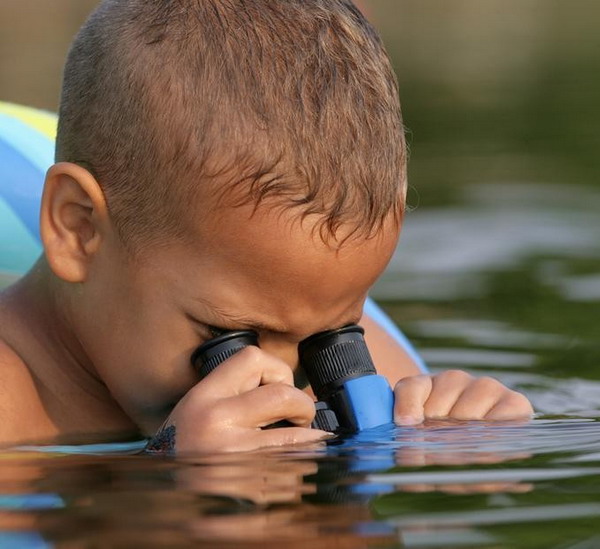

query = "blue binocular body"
315;374;394;432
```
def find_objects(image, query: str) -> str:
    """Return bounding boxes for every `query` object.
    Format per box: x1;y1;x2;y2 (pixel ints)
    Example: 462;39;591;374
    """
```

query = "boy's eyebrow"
191;298;363;335
192;298;289;334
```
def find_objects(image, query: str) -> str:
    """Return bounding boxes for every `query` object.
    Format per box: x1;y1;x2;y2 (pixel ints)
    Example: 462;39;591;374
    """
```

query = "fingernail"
395;415;423;426
318;431;337;440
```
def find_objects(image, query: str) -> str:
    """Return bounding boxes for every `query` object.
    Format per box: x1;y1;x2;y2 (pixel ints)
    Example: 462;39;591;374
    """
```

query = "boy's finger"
448;376;507;420
196;346;294;397
484;391;534;420
255;426;334;449
423;370;473;418
393;375;433;425
230;383;317;428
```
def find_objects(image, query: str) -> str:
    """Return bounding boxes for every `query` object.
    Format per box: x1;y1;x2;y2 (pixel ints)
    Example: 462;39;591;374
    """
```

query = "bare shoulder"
0;338;55;444
361;312;422;387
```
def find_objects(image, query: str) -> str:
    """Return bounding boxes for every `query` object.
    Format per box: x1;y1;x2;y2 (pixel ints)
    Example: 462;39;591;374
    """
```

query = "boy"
0;0;532;454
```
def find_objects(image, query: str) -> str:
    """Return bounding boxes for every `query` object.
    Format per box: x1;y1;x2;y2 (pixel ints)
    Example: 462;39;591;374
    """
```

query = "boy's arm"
362;313;534;423
362;313;422;383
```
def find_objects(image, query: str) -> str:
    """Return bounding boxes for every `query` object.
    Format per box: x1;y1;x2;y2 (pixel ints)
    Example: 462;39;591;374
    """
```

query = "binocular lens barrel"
191;325;374;394
191;330;258;379
298;325;376;401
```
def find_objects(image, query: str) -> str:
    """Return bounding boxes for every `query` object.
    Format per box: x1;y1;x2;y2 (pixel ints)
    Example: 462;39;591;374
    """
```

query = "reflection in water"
5;418;600;547
175;457;318;505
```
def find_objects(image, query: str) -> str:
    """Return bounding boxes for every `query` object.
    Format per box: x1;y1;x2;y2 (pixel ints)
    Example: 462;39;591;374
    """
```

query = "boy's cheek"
86;333;200;429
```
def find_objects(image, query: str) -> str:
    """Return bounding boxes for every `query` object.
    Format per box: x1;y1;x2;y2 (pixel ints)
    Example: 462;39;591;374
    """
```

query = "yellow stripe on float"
0;102;57;140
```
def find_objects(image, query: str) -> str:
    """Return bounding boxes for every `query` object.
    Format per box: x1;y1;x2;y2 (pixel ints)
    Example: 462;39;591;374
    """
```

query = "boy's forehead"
190;201;400;294
198;198;399;253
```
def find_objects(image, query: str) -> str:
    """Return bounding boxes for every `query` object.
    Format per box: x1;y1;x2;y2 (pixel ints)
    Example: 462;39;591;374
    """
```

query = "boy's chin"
124;399;181;435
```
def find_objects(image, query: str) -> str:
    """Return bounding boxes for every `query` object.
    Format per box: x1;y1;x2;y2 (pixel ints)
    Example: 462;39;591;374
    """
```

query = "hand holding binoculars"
190;325;394;434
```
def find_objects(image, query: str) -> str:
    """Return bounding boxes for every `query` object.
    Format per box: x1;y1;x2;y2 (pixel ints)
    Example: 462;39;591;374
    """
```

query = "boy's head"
41;0;406;430
56;0;406;249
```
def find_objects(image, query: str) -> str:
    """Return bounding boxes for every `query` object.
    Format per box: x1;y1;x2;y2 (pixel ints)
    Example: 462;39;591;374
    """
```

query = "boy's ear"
40;162;110;283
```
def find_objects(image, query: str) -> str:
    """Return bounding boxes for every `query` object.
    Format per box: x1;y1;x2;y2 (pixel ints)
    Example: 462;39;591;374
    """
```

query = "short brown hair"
57;0;406;248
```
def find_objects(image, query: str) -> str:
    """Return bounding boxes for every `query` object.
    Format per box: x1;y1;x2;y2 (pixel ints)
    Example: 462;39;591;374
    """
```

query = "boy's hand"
145;347;332;455
393;370;534;425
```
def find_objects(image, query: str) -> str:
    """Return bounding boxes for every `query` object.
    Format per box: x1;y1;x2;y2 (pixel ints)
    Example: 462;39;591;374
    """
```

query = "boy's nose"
260;337;314;394
256;333;320;395
257;334;300;372
258;334;298;370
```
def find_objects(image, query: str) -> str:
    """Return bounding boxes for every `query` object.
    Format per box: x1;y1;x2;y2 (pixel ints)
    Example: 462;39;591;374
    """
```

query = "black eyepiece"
298;324;376;400
191;330;258;379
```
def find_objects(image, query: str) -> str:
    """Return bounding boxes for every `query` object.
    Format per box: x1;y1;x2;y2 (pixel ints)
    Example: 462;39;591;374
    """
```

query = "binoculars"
190;324;394;434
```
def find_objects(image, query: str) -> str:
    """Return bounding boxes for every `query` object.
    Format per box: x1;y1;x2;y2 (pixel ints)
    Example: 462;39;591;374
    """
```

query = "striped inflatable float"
0;102;55;278
0;101;426;372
